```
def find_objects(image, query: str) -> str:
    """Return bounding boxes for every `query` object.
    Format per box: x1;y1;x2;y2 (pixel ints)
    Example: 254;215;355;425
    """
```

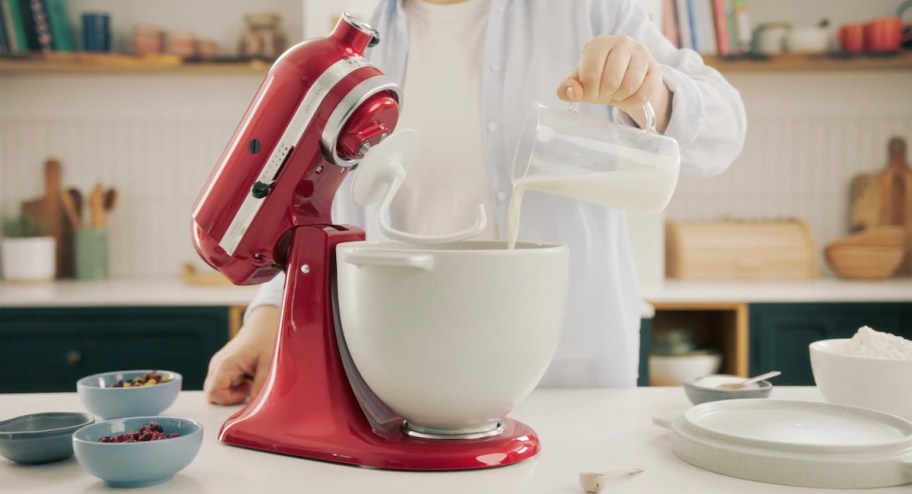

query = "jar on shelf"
238;12;287;61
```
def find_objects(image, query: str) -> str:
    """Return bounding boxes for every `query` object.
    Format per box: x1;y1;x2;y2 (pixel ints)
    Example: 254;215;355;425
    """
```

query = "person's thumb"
557;74;584;102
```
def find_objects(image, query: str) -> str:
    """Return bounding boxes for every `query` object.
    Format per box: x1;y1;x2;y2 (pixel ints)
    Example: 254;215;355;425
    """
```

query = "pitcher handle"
566;86;657;134
643;101;657;133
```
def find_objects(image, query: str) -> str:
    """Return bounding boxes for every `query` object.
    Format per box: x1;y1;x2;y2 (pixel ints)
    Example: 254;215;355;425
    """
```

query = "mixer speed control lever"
251;181;271;199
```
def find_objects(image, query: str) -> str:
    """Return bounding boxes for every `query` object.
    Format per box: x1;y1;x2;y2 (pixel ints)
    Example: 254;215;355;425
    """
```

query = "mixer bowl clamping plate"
654;399;912;489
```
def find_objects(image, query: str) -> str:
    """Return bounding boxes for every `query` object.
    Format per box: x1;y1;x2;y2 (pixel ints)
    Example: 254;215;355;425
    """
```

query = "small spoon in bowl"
716;370;781;390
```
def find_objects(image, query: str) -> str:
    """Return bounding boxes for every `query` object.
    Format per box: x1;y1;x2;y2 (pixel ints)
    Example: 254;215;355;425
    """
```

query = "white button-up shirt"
249;0;747;388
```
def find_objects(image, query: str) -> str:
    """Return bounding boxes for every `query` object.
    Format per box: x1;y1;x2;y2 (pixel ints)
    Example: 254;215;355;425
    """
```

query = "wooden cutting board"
21;159;75;278
850;137;912;272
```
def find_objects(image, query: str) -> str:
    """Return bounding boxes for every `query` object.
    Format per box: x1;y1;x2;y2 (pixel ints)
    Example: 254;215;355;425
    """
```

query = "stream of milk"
506;168;678;249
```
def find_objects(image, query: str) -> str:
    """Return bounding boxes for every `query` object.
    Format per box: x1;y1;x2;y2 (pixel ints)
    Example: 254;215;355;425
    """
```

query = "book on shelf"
662;0;752;56
0;0;73;55
25;0;54;52
1;0;28;53
0;3;8;53
45;0;73;51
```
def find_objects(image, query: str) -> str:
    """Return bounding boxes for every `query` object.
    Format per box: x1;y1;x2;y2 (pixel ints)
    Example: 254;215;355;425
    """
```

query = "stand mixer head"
190;14;549;470
192;13;399;285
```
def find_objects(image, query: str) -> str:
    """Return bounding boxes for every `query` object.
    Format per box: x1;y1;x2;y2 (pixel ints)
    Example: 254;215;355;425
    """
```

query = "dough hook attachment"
351;129;487;244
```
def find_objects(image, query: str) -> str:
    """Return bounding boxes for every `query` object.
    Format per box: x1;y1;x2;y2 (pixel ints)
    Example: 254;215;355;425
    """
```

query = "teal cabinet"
638;317;651;387
0;307;229;393
749;303;912;385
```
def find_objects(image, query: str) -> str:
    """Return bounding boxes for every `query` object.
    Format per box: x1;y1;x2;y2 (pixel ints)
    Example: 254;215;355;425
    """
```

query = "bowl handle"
343;251;435;271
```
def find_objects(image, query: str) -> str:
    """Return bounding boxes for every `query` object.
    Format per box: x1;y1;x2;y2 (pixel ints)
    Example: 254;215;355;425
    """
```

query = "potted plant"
1;211;55;282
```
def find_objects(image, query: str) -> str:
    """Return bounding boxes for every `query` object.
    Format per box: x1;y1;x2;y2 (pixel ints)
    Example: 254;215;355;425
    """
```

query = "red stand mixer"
191;14;540;470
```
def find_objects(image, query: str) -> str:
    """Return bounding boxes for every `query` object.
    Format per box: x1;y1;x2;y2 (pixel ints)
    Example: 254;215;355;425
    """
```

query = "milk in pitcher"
506;168;678;249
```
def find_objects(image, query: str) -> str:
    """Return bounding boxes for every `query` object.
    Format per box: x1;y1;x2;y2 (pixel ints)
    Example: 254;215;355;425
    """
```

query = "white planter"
1;237;56;282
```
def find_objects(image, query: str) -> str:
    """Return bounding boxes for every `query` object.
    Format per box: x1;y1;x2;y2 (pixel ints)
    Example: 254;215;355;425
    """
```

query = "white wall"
66;0;302;55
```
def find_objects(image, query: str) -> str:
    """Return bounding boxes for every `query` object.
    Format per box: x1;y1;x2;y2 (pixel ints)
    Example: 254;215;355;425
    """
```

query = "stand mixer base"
221;415;540;470
218;225;542;470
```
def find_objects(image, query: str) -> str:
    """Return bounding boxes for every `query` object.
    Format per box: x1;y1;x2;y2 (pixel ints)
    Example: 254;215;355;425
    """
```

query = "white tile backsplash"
665;73;912;275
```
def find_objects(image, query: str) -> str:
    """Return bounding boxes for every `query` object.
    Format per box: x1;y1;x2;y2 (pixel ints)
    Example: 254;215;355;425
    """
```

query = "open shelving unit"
703;51;912;73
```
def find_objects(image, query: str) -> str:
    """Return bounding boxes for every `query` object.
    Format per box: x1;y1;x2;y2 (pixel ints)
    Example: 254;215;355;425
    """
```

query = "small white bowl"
810;339;912;420
649;352;722;386
786;27;831;54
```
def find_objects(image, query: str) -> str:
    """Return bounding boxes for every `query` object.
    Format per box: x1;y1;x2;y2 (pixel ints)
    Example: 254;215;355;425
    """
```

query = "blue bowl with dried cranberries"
77;370;181;420
73;417;203;488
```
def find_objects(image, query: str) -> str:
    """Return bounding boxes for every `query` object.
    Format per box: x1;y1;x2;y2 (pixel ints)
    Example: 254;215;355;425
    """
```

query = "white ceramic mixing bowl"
336;240;568;436
810;339;912;420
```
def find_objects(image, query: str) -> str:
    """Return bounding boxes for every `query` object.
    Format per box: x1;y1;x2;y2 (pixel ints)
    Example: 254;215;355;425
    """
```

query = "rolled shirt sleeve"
244;272;285;323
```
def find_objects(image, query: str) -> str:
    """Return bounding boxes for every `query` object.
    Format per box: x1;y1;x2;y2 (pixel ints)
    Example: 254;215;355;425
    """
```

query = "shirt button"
487;122;497;132
490;64;500;73
497;192;507;201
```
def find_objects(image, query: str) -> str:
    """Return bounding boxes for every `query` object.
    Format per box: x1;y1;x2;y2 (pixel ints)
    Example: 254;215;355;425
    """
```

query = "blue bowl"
77;370;181;420
0;412;94;464
73;416;203;488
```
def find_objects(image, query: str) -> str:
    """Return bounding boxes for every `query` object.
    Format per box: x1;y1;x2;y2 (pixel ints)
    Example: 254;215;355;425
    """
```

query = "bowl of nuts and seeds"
77;370;182;420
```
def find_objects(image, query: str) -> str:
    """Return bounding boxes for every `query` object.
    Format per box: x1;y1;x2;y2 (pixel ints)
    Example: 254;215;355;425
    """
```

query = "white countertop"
0;280;259;308
7;388;905;493
0;279;657;318
642;278;912;304
2;278;908;312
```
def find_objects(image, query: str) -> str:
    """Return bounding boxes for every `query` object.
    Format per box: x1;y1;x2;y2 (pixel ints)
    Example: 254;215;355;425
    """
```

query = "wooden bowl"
832;226;907;249
824;244;904;279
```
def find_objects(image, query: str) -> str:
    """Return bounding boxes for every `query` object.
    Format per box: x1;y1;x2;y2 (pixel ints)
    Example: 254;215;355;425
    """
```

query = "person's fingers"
557;74;584;102
598;41;633;103
577;37;612;101
610;44;649;103
618;62;662;115
204;360;250;405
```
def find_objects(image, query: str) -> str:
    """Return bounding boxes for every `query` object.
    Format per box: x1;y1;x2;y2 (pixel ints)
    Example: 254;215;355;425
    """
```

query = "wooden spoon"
88;183;106;229
716;371;781;390
103;188;118;214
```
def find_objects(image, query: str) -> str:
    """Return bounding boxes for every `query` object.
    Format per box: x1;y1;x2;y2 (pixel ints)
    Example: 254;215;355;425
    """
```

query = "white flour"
840;326;912;359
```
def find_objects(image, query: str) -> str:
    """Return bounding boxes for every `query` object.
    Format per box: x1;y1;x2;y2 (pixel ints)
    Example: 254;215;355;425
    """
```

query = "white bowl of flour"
810;326;912;420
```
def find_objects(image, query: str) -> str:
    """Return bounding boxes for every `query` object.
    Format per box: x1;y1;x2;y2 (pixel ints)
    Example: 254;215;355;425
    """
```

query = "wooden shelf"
2;51;910;75
704;51;912;73
0;53;270;75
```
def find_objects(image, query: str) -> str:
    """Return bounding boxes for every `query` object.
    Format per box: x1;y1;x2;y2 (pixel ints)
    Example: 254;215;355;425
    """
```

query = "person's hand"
558;35;672;133
204;305;280;405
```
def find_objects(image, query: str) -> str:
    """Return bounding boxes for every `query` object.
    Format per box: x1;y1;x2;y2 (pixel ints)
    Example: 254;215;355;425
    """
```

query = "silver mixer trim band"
219;56;372;256
322;78;401;168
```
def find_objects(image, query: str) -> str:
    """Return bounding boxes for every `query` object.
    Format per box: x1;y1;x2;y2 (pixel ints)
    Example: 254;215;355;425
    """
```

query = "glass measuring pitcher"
511;100;681;216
